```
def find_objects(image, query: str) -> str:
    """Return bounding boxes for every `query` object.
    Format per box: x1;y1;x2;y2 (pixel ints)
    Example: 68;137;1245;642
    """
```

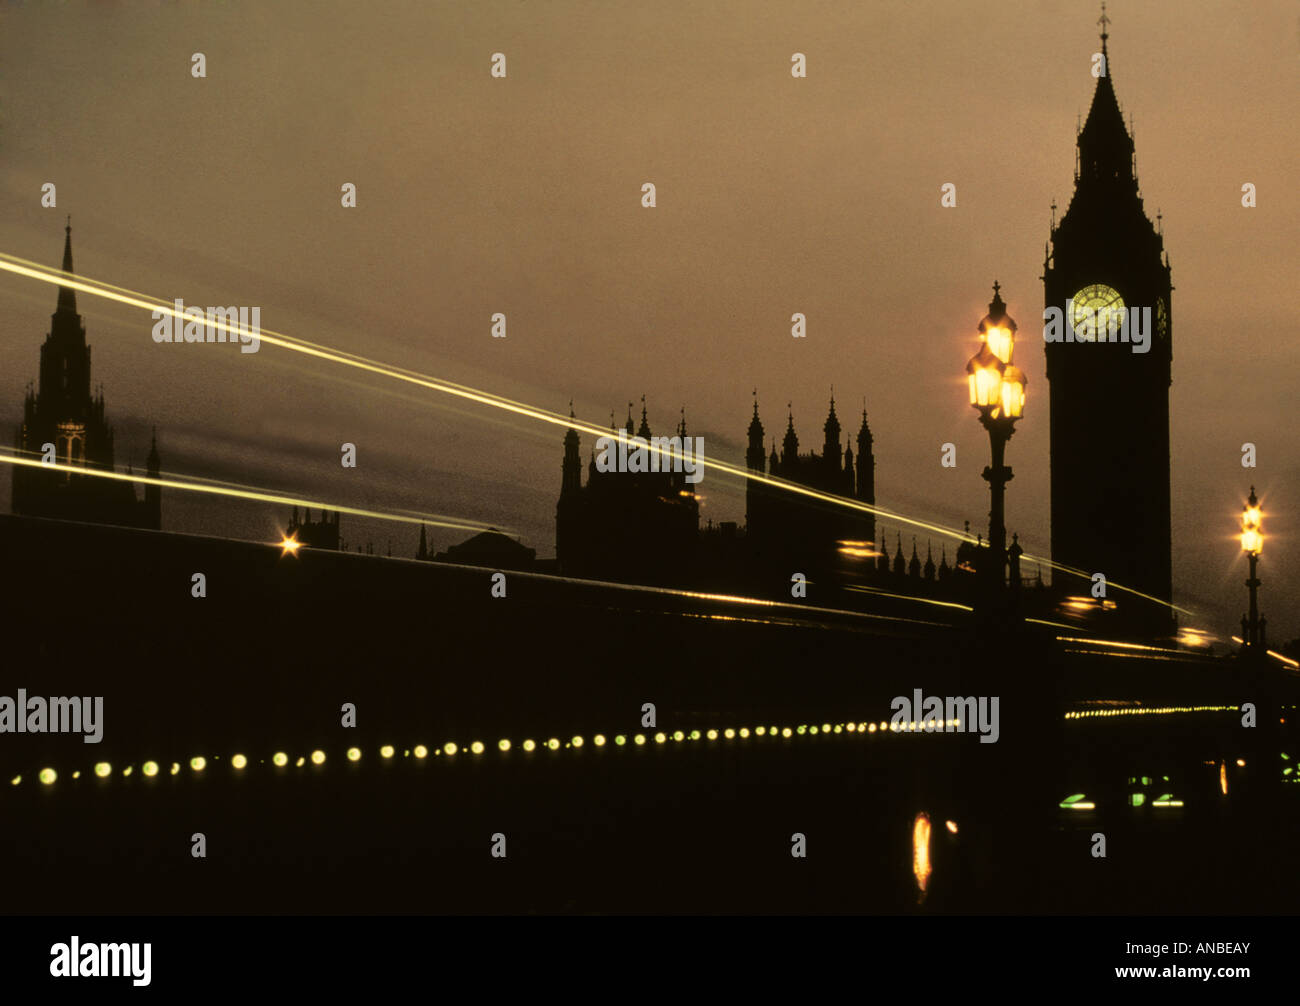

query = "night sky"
1;1;1295;642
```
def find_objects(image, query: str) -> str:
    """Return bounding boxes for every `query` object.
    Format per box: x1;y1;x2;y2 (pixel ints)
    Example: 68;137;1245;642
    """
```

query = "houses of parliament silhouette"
556;401;704;584
554;392;993;596
12;223;162;531
553;394;994;598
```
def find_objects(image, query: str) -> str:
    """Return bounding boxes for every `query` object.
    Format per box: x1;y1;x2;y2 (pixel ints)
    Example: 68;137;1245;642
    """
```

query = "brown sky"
1;0;1296;641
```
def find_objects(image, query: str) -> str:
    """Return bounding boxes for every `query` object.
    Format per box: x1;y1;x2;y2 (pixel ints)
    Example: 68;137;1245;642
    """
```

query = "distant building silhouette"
556;394;883;584
435;528;536;571
744;394;875;567
556;400;700;583
1044;24;1172;622
12;223;161;530
287;507;340;550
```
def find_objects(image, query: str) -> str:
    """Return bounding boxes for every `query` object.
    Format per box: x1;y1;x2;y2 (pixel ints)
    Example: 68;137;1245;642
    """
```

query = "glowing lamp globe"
966;344;1004;411
1240;488;1263;555
977;283;1018;364
984;325;1014;365
999;365;1027;419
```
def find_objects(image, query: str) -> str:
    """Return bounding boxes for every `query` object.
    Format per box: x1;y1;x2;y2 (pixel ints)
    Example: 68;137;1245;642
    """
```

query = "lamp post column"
981;419;1014;591
1239;486;1263;659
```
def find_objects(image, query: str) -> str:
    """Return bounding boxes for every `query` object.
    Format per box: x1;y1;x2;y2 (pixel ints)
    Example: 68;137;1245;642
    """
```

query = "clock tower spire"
1043;12;1174;632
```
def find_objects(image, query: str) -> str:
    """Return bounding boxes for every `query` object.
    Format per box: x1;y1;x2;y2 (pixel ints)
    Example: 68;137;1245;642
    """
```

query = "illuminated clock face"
1070;284;1125;341
1156;298;1168;339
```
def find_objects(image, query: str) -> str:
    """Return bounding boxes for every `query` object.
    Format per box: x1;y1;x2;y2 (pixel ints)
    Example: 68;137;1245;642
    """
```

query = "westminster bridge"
3;514;1296;913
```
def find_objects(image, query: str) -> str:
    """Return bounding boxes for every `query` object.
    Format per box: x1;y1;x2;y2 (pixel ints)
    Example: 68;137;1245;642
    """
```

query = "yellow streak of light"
48;459;491;534
1024;617;1083;631
0;251;1195;617
0;449;488;535
844;583;973;613
1055;635;1189;656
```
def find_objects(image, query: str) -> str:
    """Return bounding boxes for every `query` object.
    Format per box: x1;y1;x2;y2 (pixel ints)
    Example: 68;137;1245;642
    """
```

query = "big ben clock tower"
1043;17;1173;629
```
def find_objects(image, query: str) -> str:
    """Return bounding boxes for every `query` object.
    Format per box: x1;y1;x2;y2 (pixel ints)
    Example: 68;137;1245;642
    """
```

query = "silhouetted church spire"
13;223;163;530
57;217;78;315
823;391;841;474
746;393;766;477
821;392;842;475
782;406;798;463
1076;4;1135;193
561;402;582;496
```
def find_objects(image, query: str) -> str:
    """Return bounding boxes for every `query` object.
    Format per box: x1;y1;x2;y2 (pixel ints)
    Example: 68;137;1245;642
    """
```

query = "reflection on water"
912;812;932;902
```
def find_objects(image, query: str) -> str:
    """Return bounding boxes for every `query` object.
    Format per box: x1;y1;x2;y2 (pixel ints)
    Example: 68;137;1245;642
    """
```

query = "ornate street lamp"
1239;486;1265;655
965;282;1026;596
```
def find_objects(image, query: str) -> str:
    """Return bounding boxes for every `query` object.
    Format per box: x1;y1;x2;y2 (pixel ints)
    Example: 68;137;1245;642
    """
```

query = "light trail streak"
1024;617;1083;631
494;564;955;630
2;444;500;535
0;449;491;534
1055;635;1191;656
0;250;1195;617
1042;558;1194;614
1060;650;1198;663
1232;639;1300;669
844;582;973;613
